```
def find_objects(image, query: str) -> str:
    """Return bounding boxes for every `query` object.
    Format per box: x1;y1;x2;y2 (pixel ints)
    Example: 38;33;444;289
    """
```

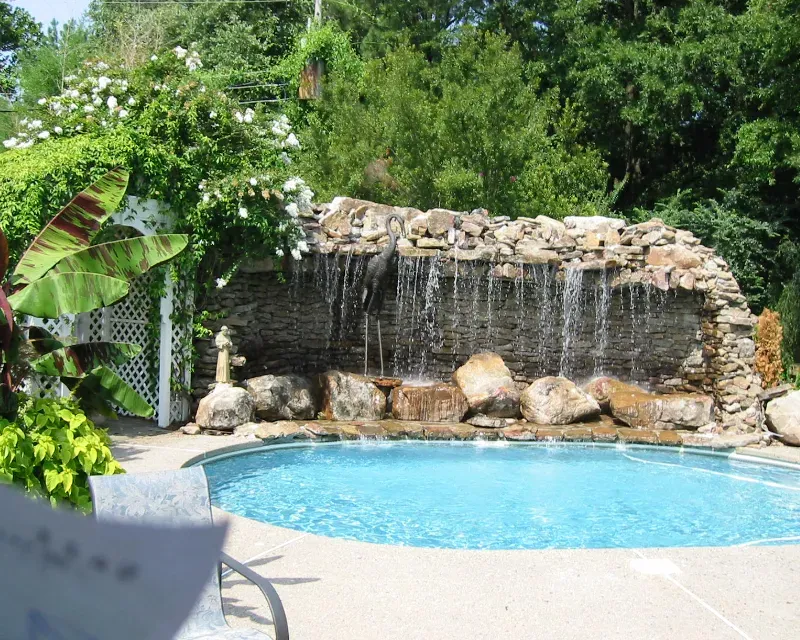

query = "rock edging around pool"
217;419;766;449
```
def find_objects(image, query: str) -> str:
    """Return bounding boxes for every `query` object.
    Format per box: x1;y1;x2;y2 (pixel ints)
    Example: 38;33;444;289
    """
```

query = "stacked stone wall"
194;198;763;432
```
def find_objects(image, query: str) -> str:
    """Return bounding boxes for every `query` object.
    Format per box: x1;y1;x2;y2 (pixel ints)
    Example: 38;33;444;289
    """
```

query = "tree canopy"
2;0;799;360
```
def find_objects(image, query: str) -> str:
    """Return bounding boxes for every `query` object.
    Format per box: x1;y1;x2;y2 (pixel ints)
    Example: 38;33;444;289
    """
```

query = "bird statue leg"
377;317;384;377
364;314;369;376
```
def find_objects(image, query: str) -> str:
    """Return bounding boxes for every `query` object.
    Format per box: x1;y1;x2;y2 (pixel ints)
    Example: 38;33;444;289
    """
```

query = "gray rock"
320;371;386;420
195;383;254;430
180;424;201;435
521;377;601;425
452;353;520;417
765;391;800;446
244;374;317;420
466;414;507;428
563;216;626;235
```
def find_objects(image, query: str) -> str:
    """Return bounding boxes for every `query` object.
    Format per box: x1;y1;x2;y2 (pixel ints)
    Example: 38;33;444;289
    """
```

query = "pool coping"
183;437;800;472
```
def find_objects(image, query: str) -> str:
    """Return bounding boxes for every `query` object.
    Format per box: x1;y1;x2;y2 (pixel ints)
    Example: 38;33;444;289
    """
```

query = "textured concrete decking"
108;420;800;640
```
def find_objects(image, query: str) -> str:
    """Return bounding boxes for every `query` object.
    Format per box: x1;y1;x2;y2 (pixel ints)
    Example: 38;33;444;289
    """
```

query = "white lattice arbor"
26;197;191;427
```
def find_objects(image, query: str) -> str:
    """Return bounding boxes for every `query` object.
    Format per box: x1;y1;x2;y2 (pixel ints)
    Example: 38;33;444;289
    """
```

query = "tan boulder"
195;384;254;430
452;353;520;417
320;371;386;420
426;209;456;237
765;391;800;446
610;388;714;430
520;377;601;425
646;245;702;269
391;383;469;422
583;377;641;412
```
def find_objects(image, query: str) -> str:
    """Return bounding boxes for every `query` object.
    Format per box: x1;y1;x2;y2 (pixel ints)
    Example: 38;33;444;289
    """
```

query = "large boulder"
391;384;469;422
583;377;641;413
195;384;254;430
520;377;601;425
609;388;714;430
320;371;386;421
765;391;800;446
244;374;317;420
452;353;520;417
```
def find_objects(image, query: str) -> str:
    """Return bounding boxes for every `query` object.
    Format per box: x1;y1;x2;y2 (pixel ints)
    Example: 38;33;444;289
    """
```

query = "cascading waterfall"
593;269;611;375
308;253;681;384
559;268;585;378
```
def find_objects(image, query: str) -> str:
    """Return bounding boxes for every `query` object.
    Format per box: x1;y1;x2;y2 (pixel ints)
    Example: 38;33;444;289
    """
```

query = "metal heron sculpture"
362;213;405;376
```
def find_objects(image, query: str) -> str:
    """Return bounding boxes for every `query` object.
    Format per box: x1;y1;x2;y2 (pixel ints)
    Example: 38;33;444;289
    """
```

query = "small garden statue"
215;326;233;384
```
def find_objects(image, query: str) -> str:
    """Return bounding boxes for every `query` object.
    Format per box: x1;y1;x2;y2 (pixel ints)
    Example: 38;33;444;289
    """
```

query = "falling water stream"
310;254;671;382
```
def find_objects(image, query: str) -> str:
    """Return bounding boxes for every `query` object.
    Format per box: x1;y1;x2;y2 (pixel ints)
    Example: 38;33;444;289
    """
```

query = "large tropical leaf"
30;342;142;377
49;234;189;280
13;168;130;285
26;326;64;356
65;365;153;418
8;272;129;318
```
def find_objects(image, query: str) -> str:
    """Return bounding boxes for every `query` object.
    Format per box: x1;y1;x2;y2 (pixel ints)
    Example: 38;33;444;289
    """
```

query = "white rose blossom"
238;207;249;219
54;126;63;134
37;98;46;105
37;131;50;139
150;55;158;61
285;203;299;218
291;247;302;261
215;278;227;289
118;109;128;118
3;138;17;149
275;248;284;257
98;76;111;90
284;133;300;149
173;46;187;59
127;97;136;106
83;105;94;113
249;177;257;186
92;97;102;106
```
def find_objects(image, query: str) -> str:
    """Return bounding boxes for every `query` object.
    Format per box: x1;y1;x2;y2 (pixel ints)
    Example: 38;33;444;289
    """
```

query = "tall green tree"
300;29;609;217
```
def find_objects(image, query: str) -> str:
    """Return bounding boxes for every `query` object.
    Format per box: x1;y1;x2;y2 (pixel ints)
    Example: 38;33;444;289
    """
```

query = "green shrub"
0;396;123;511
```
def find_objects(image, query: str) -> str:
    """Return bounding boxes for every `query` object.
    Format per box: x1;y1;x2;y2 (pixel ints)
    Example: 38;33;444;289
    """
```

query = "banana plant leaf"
13;168;130;285
64;365;154;418
26;325;64;356
8;272;129;318
30;342;142;377
49;234;189;280
61;377;118;420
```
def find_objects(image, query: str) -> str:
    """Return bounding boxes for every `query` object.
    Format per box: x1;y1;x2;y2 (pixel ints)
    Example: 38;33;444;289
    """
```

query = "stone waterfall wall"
194;198;763;432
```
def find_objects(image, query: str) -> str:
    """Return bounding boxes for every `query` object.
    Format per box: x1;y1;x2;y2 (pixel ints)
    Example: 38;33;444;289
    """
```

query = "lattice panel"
87;273;158;417
169;309;192;423
24;316;76;400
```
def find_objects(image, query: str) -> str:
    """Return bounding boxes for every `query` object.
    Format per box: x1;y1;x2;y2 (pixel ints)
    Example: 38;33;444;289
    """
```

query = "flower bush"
0;43;313;285
0;396;123;511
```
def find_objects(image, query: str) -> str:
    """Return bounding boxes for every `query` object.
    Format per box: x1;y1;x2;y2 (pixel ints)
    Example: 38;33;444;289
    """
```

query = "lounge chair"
89;467;289;640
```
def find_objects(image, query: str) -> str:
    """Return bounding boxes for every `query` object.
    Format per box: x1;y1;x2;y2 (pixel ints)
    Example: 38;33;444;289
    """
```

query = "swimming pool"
203;442;800;550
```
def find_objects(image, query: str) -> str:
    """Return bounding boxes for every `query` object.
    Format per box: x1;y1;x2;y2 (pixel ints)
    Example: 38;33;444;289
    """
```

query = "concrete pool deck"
108;420;800;640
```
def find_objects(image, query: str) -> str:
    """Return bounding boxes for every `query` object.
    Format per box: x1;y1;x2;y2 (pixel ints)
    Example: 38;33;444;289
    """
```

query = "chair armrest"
220;551;290;640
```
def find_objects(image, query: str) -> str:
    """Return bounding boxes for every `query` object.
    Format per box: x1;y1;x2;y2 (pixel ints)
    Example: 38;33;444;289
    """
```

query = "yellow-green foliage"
0;396;123;511
755;308;784;388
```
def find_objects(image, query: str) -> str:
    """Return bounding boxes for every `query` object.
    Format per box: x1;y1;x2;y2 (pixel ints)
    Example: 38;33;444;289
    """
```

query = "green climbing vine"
0;45;315;402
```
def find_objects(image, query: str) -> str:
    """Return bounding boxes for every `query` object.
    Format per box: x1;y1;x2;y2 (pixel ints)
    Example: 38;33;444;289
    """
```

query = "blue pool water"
203;443;800;550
